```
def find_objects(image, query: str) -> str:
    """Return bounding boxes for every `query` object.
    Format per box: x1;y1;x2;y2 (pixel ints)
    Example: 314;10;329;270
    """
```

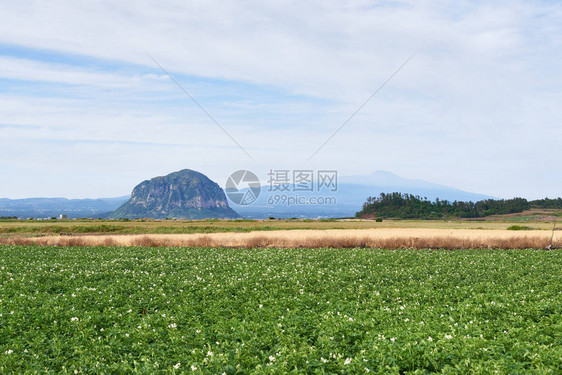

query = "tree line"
356;193;562;219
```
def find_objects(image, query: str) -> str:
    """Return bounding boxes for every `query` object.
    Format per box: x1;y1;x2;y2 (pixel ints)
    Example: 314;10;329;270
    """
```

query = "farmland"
0;217;557;237
1;245;561;373
0;218;559;250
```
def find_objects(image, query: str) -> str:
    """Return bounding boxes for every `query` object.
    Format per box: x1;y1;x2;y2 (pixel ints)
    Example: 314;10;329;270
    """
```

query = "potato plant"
0;245;561;373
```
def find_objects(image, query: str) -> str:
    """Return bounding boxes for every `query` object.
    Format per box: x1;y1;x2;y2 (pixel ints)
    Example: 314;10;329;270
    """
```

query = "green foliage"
375;218;383;222
357;193;532;219
529;197;562;209
0;245;561;373
506;225;534;231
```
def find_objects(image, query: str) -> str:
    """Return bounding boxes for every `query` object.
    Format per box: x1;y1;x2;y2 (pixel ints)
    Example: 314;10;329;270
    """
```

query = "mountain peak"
110;169;239;219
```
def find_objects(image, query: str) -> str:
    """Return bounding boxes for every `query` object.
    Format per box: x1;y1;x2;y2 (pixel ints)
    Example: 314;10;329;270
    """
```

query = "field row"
0;245;561;373
1;228;559;249
0;218;557;236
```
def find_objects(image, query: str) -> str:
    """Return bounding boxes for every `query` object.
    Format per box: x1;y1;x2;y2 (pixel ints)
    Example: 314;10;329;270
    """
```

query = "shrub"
507;225;533;231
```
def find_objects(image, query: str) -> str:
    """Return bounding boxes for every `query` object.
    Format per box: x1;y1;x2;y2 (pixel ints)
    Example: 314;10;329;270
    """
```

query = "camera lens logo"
225;170;261;205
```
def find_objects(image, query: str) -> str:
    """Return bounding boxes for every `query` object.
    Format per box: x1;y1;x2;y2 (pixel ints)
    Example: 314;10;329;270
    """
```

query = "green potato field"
0;245;561;374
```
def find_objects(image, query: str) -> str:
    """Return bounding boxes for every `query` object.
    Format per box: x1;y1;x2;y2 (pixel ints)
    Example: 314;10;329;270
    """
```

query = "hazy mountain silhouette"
232;170;495;218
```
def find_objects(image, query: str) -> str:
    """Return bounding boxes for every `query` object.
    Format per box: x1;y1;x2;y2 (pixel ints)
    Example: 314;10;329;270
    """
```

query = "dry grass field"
1;217;558;249
1;227;558;249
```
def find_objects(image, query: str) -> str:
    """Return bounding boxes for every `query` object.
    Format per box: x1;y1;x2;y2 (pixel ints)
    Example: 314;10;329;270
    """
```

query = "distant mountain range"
0;170;494;219
0;196;129;219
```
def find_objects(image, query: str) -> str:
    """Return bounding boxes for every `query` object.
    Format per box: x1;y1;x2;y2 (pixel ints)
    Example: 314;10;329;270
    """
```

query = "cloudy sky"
1;0;560;199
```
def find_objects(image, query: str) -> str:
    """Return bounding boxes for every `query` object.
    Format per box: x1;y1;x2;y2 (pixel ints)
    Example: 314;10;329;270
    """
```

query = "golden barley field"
2;227;558;249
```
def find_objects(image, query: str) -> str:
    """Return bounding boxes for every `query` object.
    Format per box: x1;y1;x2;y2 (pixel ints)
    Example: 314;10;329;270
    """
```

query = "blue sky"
1;1;561;199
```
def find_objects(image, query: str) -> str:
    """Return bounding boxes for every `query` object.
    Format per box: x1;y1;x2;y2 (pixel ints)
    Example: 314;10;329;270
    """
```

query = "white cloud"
0;56;165;88
0;1;561;199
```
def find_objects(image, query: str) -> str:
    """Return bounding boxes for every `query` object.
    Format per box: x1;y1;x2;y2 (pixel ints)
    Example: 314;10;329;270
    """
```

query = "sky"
0;0;561;200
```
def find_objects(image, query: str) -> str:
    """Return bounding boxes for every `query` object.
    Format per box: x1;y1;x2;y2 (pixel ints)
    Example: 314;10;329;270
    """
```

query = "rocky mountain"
110;169;239;219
